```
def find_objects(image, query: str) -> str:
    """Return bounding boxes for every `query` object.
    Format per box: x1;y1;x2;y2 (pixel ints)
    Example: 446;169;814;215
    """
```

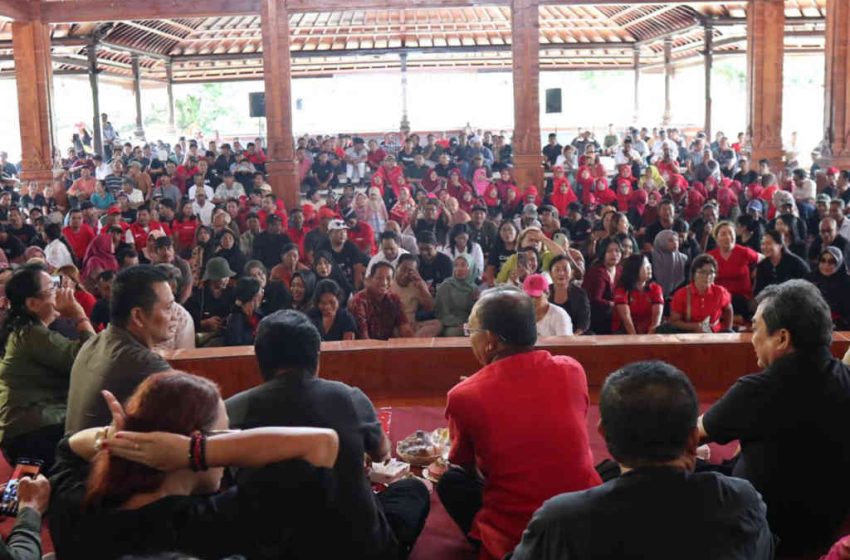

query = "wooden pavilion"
0;0;847;209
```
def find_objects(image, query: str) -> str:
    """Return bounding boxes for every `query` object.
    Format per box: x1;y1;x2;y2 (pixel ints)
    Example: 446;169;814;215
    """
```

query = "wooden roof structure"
0;0;827;82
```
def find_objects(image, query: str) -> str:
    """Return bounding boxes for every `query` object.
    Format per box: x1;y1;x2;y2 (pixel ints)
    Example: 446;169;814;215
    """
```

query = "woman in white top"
523;273;573;337
43;222;75;272
441;223;485;281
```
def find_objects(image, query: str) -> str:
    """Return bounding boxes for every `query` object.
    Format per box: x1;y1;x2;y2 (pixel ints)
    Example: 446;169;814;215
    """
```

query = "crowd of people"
0;119;848;558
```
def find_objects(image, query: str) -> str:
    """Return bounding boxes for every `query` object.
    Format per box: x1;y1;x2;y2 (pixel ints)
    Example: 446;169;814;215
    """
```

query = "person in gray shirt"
510;361;774;560
64;265;172;433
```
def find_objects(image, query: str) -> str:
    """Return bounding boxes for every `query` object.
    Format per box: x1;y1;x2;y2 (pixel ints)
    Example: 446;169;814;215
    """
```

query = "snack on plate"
426;457;449;482
396;430;441;466
431;428;450;449
369;459;411;485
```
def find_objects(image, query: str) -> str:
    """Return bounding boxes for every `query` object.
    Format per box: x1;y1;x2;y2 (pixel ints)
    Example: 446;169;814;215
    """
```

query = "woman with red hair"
50;371;338;560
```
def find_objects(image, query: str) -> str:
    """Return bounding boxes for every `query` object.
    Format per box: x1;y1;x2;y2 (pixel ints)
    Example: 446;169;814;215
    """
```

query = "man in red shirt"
343;207;376;257
286;207;308;260
62;208;96;262
257;193;288;229
125;206;165;253
438;287;601;560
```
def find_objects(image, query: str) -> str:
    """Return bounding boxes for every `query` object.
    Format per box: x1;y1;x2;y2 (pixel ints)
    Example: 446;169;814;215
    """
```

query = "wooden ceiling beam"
0;0;30;20
37;0;734;23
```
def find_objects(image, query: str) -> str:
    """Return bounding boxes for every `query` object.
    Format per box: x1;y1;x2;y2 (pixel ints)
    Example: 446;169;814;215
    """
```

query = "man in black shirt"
0;225;26;263
541;133;561;170
309;151;337;192
511;361;773;560
251;214;292;270
316;219;368;291
468;206;498;259
808;217;850;271
226;311;429;559
416;230;453;293
733;156;760;187
701;280;850;557
6;208;38;247
433;153;454;178
185;257;236;339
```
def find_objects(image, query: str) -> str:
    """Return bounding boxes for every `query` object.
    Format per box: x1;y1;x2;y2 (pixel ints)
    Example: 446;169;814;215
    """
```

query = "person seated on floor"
391;254;442;337
307;279;357;341
435;254;478;336
662;254;733;333
612;254;663;335
438;286;601;560
65;265;172;433
226;310;430;559
185;257;236;345
699;279;850;557
50;371;338;560
510;360;774;560
348;262;413;339
808;247;850;329
753;229;810;297
523;273;572;337
0;468;49;560
0;263;96;469
223;276;265;346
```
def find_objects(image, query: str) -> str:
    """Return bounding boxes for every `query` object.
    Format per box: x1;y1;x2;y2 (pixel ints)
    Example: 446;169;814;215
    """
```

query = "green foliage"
175;84;231;134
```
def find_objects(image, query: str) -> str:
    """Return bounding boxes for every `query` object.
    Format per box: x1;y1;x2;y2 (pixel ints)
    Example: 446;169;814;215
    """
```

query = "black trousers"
436;467;483;544
1;423;65;471
377;477;431;557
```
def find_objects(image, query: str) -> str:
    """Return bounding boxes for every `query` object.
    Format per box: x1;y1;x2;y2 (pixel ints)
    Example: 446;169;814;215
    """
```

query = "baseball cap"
522;274;549;298
318;206;337;220
107;206;121;215
817;193;833;204
827;167;840;175
746;199;765;213
328;219;349;231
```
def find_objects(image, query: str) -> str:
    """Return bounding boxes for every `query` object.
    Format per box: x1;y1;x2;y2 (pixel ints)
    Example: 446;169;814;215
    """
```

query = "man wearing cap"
344;208;377;257
251;214;293;271
517;203;540;231
316;219;368;291
185;257;236;342
344;137;369;184
304;206;335;263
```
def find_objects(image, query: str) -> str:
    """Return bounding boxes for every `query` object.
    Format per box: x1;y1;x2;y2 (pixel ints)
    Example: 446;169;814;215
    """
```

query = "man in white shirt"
366;230;409;276
829;199;850;242
791;169;816;204
192;189;214;226
651;129;678;160
345;137;369;183
187;173;215;202
213;171;246;204
120;177;144;208
93;154;112;181
613;137;641;167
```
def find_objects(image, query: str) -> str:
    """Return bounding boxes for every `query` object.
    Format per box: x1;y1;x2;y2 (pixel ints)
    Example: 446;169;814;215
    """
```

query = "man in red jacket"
438;287;601;560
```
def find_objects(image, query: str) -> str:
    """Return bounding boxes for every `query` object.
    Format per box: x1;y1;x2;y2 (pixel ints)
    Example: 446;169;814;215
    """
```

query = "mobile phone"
517;252;528;268
0;459;42;517
553;232;568;247
50;275;61;289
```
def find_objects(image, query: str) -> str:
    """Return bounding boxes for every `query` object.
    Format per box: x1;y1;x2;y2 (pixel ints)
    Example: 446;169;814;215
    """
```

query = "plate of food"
396;430;442;467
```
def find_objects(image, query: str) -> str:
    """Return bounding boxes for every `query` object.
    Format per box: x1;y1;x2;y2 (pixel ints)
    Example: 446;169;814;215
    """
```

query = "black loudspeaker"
545;88;562;114
249;92;266;118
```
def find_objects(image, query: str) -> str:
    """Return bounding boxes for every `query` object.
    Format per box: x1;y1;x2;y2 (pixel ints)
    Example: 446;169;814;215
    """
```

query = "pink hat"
522;273;549;298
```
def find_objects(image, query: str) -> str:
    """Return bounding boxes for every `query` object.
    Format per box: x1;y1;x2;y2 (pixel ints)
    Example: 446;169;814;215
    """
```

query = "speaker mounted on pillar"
545;88;562;114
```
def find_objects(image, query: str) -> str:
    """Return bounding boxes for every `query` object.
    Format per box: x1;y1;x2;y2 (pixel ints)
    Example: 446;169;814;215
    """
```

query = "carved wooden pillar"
165;60;177;135
131;54;145;140
511;0;543;190
12;20;55;184
261;0;299;209
746;0;784;169
820;0;850;168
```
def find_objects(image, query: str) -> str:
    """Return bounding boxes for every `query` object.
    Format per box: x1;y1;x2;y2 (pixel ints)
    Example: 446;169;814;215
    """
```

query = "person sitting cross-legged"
438;286;600;560
510;361;774;560
226;310;430;559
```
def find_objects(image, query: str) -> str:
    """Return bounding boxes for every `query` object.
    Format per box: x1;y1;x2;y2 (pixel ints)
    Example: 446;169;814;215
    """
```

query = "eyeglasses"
820;257;838;265
462;323;484;337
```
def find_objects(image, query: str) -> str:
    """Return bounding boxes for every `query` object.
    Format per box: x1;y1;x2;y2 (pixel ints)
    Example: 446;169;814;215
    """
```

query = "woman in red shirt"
667;254;733;333
613;254;664;334
57;264;97;317
707;221;762;318
583;241;622;335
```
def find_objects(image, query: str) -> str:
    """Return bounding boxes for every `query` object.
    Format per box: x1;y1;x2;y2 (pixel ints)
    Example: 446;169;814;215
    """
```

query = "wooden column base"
19;168;54;184
512;153;544;191
266;159;299;210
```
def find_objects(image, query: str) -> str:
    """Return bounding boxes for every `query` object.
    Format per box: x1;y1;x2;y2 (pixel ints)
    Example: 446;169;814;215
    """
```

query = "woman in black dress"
307;279;357;341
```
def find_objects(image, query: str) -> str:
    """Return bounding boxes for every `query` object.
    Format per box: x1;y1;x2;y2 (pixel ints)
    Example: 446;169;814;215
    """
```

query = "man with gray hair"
699;280;850;557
